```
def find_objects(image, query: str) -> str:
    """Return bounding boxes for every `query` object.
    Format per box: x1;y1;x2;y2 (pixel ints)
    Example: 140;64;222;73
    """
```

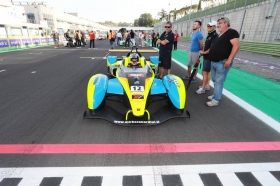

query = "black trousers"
76;39;81;47
174;41;178;50
124;38;130;47
90;39;95;48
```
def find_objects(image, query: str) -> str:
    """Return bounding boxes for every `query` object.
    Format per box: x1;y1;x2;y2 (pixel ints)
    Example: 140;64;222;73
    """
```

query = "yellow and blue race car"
83;47;190;126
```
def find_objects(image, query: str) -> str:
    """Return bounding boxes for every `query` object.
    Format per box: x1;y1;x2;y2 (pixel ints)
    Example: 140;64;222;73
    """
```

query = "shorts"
203;59;211;72
159;55;171;69
54;39;59;44
187;52;200;66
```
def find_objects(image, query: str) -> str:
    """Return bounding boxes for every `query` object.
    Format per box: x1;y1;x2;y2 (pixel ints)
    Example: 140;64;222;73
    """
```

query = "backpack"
126;33;131;39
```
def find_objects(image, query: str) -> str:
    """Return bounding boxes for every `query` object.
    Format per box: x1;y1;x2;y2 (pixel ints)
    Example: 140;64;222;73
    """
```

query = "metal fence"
154;0;280;43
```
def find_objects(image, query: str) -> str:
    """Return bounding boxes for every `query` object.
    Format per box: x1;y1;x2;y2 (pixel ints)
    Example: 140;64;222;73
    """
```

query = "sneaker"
206;100;219;107
191;79;196;83
199;85;210;91
182;76;189;80
196;88;205;94
207;95;213;100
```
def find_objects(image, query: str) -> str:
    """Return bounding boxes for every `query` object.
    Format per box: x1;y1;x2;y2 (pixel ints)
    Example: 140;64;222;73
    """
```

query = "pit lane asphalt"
0;40;280;168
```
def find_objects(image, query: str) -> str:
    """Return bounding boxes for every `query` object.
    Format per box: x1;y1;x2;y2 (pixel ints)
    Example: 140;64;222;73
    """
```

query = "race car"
83;47;190;125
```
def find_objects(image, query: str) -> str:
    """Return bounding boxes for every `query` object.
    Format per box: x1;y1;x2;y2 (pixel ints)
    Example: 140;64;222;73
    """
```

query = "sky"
44;0;199;23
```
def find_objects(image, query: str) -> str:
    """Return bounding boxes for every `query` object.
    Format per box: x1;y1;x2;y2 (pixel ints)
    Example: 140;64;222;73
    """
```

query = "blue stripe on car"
93;75;108;109
151;79;166;95
107;78;124;95
149;56;159;65
162;75;180;109
107;56;118;64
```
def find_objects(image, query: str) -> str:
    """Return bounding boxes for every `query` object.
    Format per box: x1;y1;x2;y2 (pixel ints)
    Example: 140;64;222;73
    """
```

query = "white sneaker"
196;88;205;94
199;85;210;91
207;95;213;100
206;100;219;107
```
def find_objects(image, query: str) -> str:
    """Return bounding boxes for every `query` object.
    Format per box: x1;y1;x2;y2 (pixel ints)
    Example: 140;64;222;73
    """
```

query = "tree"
157;9;168;20
198;0;202;10
134;19;139;26
169;8;178;21
118;22;130;27
138;13;155;27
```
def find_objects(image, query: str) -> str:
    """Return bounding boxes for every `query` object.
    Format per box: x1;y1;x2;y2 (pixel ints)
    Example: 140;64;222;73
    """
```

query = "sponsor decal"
48;38;54;42
132;95;144;99
41;38;47;43
32;38;40;44
9;39;21;46
128;74;144;77
131;86;144;92
168;79;180;87
22;38;32;45
0;40;9;48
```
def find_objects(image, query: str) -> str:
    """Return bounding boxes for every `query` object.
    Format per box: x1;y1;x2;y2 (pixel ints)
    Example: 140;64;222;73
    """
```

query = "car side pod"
86;74;108;113
162;74;186;110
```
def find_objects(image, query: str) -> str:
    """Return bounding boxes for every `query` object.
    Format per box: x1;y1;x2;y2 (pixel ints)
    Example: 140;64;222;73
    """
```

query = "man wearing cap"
207;17;240;107
196;20;218;94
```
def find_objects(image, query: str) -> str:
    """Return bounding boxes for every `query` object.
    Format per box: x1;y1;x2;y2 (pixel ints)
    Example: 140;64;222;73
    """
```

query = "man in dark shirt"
196;20;218;94
156;21;174;79
207;17;240;107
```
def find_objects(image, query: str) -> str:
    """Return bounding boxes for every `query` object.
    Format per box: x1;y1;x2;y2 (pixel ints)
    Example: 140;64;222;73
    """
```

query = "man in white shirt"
116;31;122;46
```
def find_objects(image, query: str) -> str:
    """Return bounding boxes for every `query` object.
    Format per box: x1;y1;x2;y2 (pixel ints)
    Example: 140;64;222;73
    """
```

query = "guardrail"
178;37;280;56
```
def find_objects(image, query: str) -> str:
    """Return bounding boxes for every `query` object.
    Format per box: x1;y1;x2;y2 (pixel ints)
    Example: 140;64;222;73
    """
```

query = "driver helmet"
130;53;139;65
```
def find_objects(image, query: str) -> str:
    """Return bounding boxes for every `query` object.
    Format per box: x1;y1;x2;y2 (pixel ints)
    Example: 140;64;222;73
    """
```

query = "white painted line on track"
103;52;110;59
170;56;280;133
31;71;36;73
0;70;6;73
252;171;280;186
1;162;280;186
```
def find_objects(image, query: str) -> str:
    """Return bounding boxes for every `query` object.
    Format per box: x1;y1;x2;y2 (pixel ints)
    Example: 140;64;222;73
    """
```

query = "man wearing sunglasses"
156;21;174;79
196;20;218;94
207;17;240;107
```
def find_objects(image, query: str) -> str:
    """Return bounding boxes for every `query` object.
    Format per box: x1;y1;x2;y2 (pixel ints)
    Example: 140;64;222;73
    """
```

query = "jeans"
110;41;114;49
211;59;233;102
81;37;85;47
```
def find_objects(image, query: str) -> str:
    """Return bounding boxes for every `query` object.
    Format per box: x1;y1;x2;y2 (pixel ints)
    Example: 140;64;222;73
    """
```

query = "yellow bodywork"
117;74;154;118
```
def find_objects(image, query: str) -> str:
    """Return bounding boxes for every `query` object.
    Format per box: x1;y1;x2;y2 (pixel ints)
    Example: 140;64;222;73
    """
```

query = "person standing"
151;30;155;47
196;21;218;94
80;30;86;47
207;17;240;107
130;30;135;47
52;30;59;48
75;30;81;48
156;21;174;79
108;30;115;49
182;20;204;83
88;30;95;49
116;31;122;46
124;31;130;48
173;30;179;50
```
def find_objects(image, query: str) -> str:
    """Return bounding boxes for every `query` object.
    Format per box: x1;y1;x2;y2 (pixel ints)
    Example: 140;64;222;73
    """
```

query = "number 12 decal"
130;86;144;92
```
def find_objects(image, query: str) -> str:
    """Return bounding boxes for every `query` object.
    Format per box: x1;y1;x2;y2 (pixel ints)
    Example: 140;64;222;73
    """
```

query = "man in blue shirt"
182;20;204;83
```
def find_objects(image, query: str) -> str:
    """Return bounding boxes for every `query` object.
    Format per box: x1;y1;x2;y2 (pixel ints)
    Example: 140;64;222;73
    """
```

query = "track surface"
0;40;280;186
